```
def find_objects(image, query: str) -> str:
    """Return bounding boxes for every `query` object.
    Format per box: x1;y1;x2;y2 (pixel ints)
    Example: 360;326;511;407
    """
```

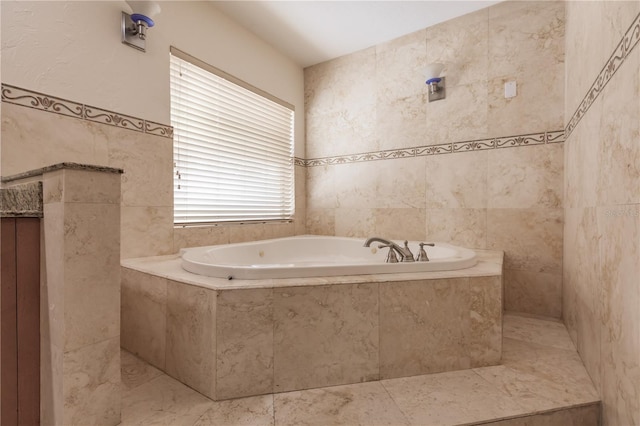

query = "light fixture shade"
424;63;445;82
125;1;161;20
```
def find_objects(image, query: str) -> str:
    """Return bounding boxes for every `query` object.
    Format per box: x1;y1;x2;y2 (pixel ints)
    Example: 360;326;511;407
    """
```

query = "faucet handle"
377;244;399;263
417;242;435;262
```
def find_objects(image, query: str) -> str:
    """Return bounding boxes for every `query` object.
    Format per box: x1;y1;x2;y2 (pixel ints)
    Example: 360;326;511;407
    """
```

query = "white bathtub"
180;235;477;279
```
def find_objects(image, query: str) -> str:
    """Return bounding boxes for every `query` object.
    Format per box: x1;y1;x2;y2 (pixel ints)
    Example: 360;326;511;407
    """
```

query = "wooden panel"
16;218;40;425
1;218;18;426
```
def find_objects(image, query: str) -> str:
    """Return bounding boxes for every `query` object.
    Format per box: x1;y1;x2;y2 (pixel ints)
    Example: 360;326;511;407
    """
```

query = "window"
170;47;295;225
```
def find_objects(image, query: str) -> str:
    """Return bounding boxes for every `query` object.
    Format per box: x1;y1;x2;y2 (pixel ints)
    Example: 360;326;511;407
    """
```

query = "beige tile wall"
304;1;565;318
564;3;640;426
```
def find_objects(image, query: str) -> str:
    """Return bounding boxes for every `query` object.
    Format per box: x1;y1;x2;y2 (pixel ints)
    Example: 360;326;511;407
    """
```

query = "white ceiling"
211;1;502;68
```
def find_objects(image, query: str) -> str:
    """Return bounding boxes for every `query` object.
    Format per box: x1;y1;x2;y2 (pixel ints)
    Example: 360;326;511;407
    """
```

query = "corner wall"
304;1;565;318
563;2;640;425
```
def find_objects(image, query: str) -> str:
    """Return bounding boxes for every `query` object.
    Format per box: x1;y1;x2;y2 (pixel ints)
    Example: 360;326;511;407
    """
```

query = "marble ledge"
1;162;124;184
121;248;503;291
1;181;43;218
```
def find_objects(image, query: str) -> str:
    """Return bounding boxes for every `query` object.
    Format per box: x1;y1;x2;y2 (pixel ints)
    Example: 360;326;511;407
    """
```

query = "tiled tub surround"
563;5;640;426
1;84;307;258
304;1;566;319
120;249;503;400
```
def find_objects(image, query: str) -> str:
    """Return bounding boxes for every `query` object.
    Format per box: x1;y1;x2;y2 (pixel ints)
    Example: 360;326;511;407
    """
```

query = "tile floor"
119;313;600;426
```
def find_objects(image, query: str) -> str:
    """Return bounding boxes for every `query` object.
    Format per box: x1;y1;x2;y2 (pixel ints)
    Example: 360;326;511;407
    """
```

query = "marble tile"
597;205;640;426
373;208;426;241
273;284;379;392
0;104;109;176
503;314;575;351
305;51;377;158
41;202;66;425
426;208;487;249
173;225;230;252
425;80;490;146
469;275;503;368
193;395;274;426
107;129;173;208
475;360;598;413
379;278;470;378
564;97;602;209
488;144;564;209
63;202;121;351
304;48;376;119
488;1;564;79
42;168;121;205
575;298;602;395
334;208;375;238
374;157;426;209
121;268;167;370
227;223;270;244
425;151;488;209
426;8;489;87
274;381;409;426
216;289;274;399
334;162;380;209
503;269;562;319
120;350;163;392
486;208;563;273
304;209;335;235
165;280;217;399
597;50;640;206
376;29;427;103
305;165;338;210
564;1;606;117
482;404;600;426
488;1;564;135
382;369;525;425
376;96;427;151
120;205;174;258
120;375;213;426
499;338;599;406
63;337;120;426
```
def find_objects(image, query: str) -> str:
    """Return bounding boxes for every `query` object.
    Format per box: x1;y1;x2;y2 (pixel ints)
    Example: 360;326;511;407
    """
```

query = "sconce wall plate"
122;11;146;52
428;76;446;102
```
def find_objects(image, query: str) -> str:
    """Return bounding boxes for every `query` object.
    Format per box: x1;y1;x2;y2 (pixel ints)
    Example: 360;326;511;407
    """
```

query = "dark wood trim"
16;218;40;425
1;218;18;426
1;217;41;425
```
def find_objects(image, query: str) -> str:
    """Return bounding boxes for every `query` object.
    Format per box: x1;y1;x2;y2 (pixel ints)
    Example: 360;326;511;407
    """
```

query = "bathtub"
180;235;477;279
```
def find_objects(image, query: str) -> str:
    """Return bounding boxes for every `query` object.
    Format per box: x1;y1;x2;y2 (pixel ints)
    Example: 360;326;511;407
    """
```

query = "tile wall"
0;85;306;258
563;3;640;425
304;1;565;318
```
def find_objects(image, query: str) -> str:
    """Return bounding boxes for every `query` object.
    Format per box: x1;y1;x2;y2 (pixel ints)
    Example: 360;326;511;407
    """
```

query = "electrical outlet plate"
505;80;517;98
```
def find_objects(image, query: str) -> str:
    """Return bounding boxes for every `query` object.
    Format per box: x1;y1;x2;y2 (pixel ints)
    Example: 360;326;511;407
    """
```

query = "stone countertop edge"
1;181;43;218
1;162;124;183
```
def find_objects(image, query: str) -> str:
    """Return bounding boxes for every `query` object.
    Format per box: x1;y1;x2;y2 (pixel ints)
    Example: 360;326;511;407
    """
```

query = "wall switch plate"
505;80;517;98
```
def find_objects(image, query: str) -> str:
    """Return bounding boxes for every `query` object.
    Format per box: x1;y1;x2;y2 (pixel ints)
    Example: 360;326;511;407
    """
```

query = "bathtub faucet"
363;237;415;262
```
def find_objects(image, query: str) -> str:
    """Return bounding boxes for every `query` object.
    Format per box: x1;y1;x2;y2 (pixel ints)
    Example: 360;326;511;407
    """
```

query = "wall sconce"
424;63;446;102
121;1;161;52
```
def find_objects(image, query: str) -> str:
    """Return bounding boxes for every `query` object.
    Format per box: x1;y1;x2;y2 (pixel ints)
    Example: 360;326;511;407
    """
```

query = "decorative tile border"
302;130;564;167
565;11;640;137
1;83;173;138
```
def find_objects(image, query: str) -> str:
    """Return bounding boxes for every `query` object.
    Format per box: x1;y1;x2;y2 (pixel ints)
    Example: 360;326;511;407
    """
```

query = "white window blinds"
170;47;295;225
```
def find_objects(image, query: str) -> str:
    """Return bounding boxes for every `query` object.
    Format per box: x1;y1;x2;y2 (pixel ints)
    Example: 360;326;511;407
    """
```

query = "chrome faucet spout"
363;237;415;262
